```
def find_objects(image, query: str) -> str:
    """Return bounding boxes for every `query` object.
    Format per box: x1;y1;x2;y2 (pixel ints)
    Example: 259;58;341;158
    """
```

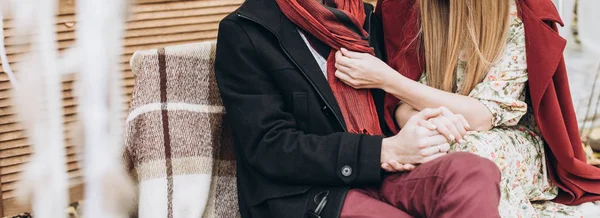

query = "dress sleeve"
468;17;528;127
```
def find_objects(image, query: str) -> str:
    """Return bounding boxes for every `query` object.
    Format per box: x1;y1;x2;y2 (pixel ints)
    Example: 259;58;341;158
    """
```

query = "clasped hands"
331;48;470;172
380;107;470;172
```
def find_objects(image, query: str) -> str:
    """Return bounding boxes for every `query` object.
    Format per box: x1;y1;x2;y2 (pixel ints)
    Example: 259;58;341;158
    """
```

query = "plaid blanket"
124;41;240;218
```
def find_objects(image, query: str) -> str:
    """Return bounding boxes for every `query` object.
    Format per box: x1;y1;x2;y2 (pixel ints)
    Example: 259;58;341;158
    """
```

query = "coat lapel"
237;0;346;128
519;0;567;112
276;15;346;127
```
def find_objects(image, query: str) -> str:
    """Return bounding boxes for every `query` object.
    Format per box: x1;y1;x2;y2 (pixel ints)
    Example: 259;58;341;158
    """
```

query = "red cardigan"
376;0;600;205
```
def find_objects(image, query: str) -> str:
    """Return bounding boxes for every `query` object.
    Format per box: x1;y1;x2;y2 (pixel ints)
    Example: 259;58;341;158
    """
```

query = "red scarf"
275;0;382;135
377;0;600;204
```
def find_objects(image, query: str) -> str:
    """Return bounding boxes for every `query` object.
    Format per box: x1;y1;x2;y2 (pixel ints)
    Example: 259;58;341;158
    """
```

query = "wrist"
380;137;395;163
380;68;400;91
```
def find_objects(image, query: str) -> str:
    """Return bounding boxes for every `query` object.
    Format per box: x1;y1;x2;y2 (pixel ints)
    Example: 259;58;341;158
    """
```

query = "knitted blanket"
124;41;240;218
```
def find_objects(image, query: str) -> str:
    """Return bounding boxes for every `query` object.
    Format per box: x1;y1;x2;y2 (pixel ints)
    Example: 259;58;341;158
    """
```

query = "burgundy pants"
340;152;501;218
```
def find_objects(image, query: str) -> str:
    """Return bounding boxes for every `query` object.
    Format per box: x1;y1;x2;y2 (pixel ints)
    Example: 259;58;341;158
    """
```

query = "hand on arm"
385;76;492;131
381;106;470;172
397;100;470;139
427;107;470;142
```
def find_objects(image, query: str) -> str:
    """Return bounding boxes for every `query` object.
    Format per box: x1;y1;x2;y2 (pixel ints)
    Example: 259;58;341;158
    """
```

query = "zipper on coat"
237;13;347;132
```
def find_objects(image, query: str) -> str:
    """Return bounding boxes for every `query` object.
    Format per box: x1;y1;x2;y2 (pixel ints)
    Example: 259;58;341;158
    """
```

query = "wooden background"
0;0;377;216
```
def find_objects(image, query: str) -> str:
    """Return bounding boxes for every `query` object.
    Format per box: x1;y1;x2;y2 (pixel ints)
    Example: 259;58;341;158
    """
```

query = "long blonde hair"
420;0;511;95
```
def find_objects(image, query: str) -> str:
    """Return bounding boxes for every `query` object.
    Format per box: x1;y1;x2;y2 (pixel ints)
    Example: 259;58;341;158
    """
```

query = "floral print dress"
418;1;581;217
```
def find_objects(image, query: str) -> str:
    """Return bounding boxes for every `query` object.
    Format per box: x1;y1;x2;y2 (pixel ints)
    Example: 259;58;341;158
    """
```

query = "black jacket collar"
236;0;375;44
236;0;376;131
237;0;287;35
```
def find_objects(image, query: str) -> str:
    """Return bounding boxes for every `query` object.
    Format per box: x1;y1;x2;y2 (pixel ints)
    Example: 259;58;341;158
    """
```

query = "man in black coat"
214;0;502;217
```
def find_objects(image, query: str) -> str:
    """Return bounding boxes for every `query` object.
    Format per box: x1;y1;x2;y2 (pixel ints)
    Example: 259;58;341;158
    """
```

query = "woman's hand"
334;48;397;90
384;107;470;172
429;107;470;142
380;108;451;173
413;107;470;143
396;104;470;142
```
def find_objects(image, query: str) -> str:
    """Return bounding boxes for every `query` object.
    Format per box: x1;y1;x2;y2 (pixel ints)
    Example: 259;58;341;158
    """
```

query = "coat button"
341;165;352;177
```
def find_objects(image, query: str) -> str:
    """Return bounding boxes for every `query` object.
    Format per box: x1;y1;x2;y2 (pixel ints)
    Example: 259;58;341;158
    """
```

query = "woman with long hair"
334;0;600;217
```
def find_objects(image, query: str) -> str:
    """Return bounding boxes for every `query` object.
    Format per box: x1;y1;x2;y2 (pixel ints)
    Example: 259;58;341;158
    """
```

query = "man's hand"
381;108;451;172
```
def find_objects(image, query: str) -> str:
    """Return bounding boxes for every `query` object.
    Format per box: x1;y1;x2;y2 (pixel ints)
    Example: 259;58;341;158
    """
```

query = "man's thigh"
378;152;500;218
340;188;413;218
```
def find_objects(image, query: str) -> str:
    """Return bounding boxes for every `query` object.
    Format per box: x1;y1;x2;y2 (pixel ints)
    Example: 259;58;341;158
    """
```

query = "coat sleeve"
214;19;383;186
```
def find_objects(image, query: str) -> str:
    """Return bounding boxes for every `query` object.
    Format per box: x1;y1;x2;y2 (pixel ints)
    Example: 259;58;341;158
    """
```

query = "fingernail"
458;139;466;144
465;123;471;129
341;47;347;52
449;135;455;141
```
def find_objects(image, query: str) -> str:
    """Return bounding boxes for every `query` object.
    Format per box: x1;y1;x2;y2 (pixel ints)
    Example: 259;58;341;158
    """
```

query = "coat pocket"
293;92;309;130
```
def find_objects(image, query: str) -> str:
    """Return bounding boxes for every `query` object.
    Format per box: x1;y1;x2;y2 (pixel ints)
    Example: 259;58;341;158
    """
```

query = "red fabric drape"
377;0;600;205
